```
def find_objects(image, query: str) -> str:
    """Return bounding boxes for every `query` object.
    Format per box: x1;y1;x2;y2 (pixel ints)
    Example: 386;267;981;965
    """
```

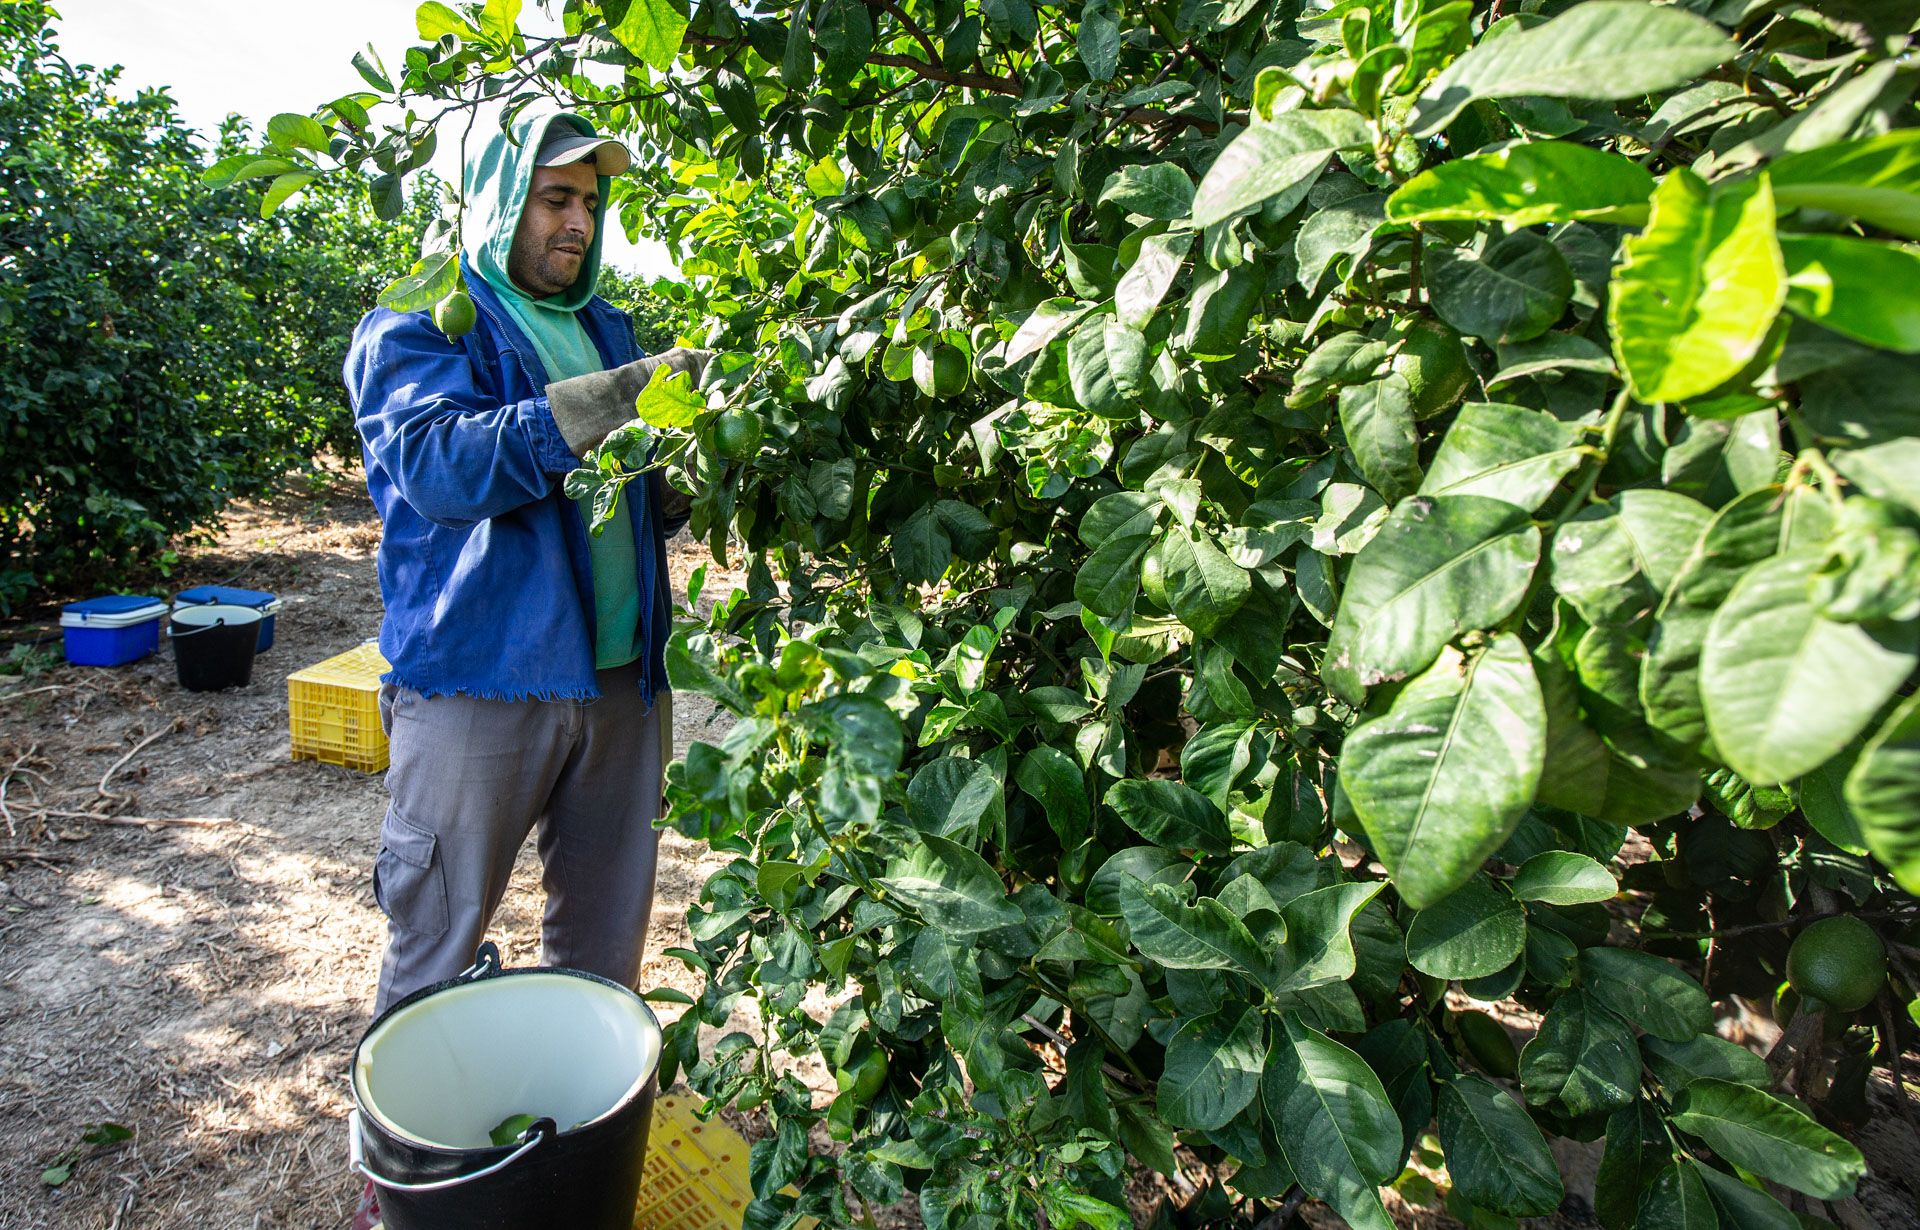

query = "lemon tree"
238;1;1920;1224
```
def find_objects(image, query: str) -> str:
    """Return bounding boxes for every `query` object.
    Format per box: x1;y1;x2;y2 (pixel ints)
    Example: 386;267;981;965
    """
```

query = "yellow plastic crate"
287;643;390;773
636;1090;756;1230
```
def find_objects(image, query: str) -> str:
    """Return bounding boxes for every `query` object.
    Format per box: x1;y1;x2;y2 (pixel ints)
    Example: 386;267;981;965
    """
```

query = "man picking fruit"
341;112;705;1229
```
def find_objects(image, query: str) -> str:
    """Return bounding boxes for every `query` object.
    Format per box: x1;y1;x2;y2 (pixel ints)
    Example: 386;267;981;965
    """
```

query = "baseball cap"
535;129;634;176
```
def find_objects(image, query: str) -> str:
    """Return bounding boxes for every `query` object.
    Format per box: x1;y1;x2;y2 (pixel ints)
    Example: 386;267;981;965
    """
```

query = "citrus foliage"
251;0;1920;1224
0;2;440;609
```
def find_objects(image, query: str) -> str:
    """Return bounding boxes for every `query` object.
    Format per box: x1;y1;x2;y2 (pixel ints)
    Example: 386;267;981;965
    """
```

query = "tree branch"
866;51;1023;96
865;0;942;68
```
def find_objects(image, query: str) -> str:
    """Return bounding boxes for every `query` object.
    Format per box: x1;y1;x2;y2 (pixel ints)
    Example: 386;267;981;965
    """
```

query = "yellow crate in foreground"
637;1090;779;1230
288;643;390;773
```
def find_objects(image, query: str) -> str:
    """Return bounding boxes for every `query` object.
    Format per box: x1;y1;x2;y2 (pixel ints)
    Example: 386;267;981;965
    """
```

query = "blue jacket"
343;258;678;703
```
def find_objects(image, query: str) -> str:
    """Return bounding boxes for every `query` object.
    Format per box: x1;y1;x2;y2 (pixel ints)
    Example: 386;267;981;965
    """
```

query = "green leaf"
201;154;299;189
1609;169;1786;404
1115;230;1193;330
266;112;330;153
1086;847;1189;916
1669;1078;1865;1200
1159;1005;1265;1130
1635;1161;1716;1230
1437;1076;1564;1216
1119;879;1269;974
908;757;1004;842
1388;142;1655;227
1341;635;1546;910
1769;128;1920;241
1406;875;1527;979
610;0;690;71
879;834;1021;937
1274;881;1387;992
1693;1163;1799;1230
892;504;952;584
1015;746;1089;846
1519;990;1639;1117
1780;233;1920;353
1100;164;1195;221
1266;1014;1401;1230
377;250;459;313
259;171;315;218
479;0;523;45
1577;947;1710;1042
1844;690;1920;894
1295;193;1387;293
1105;779;1233;855
782;0;814;86
1419;402;1585;512
1641;486;1832;757
1428;230;1572;344
1191;110;1372;227
1510;851;1616;905
1158;526;1251;637
352;45;393;92
634;362;703;429
1640;1033;1768;1092
1550;490;1714;629
1701;551;1919;786
1338;376;1423;502
416;1;478;39
1078;0;1120;82
1595;1102;1667;1230
1410;1;1735;136
1323;494;1541;705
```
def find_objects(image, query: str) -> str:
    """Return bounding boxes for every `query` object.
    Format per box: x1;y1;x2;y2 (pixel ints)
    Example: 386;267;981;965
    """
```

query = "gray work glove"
547;347;712;457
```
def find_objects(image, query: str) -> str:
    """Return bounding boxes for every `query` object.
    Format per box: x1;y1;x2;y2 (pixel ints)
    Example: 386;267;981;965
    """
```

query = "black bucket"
169;604;261;691
349;944;660;1230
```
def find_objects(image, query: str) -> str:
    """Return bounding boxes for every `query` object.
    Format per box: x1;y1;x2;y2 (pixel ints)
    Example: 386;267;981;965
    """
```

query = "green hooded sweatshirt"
464;111;642;671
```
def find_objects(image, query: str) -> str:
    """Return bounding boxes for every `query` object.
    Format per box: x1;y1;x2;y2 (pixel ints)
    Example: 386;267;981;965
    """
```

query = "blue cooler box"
174;585;283;653
61;595;168;666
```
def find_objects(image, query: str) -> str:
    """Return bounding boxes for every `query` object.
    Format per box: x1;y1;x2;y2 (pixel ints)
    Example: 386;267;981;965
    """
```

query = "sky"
51;0;679;278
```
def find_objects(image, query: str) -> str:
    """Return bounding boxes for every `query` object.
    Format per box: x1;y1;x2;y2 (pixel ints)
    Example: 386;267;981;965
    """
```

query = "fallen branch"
0;685;68;703
40;808;232;829
96;723;180;809
0;743;38;838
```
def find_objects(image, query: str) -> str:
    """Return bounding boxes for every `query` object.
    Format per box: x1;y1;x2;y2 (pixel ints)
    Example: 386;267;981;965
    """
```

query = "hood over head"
462;111;613;314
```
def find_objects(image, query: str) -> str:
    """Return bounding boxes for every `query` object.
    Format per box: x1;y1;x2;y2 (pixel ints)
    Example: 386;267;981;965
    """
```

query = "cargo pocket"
373;808;448;937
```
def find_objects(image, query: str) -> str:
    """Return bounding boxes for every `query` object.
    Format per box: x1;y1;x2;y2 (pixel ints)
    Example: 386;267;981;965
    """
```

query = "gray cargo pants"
371;662;668;1014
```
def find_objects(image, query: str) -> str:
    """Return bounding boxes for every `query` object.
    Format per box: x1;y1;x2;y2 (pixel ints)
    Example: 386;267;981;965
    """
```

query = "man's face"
507;161;598;297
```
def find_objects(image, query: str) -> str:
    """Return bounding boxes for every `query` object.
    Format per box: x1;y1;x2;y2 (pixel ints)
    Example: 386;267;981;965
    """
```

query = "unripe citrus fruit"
433;290;476;339
712;409;763;461
1389;317;1471;419
1787;916;1887;1013
914;343;969;398
1141;543;1171;609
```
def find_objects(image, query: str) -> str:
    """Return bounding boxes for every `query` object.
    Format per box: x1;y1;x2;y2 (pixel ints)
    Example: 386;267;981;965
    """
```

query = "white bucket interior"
354;973;660;1150
170;604;263;630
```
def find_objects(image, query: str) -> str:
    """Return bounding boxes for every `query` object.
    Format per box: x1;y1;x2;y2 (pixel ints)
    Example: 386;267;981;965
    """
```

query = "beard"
508;241;586;297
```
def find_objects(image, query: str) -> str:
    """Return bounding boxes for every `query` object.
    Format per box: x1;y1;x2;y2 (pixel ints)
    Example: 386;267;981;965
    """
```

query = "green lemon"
1389;317;1472;419
1453;1009;1518;1078
1787;916;1888;1014
712;410;764;461
1141;543;1171;610
914;343;969;398
835;1047;888;1103
433;290;477;340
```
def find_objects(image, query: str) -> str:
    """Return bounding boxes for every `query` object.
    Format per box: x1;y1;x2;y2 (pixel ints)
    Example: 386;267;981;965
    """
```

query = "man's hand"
548;348;712;457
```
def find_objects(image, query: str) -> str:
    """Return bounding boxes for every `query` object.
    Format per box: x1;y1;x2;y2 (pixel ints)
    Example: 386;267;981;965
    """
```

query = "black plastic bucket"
349;944;661;1230
169;604;261;691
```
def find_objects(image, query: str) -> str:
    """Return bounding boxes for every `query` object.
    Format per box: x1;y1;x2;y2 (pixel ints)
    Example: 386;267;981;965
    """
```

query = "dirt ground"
1;476;1915;1230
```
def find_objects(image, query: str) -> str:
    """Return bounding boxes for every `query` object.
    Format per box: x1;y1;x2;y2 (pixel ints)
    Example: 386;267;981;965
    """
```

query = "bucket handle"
350;1113;553;1193
458;941;503;982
